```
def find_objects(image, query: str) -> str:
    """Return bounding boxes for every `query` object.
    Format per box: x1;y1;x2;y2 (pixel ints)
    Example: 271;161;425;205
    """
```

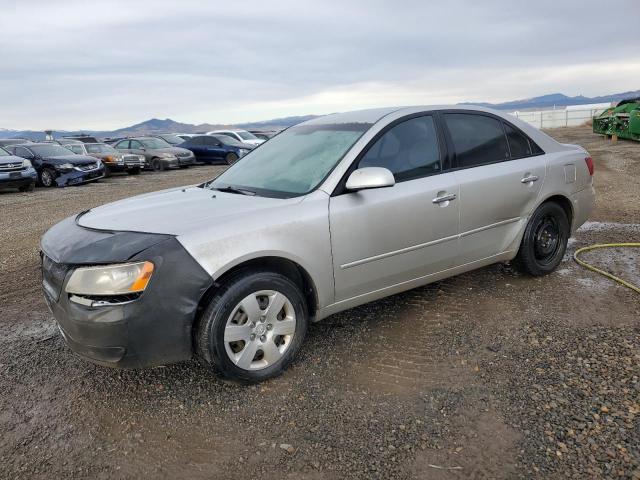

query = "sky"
1;0;639;130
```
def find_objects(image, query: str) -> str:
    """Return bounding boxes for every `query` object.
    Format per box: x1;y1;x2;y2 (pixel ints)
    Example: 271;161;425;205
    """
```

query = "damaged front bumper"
53;165;106;187
40;215;213;368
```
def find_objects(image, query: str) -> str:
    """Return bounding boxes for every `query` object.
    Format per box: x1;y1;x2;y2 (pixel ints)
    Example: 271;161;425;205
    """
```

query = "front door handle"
521;175;539;184
432;193;457;204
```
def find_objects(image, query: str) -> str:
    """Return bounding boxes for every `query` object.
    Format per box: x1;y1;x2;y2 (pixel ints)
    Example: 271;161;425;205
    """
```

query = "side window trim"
331;111;449;196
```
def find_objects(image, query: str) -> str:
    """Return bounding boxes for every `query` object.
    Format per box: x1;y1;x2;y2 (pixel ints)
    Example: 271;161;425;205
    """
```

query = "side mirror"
345;167;395;191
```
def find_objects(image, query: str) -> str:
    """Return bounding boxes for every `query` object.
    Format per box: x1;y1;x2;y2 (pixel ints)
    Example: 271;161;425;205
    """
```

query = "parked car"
65;142;145;175
0;147;37;191
206;129;265;146
47;138;83;145
0;138;33;147
40;106;595;382
179;134;253;164
152;134;185;146
7;143;105;187
113;137;195;171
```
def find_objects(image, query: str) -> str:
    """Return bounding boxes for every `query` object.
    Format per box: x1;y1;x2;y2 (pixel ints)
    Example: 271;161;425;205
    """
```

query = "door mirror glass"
346;167;395;191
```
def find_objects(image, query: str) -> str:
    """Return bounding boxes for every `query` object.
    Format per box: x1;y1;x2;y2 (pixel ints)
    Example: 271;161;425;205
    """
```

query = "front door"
329;115;460;302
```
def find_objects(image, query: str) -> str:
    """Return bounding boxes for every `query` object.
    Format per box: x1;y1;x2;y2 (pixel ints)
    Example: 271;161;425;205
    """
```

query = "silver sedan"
41;106;595;382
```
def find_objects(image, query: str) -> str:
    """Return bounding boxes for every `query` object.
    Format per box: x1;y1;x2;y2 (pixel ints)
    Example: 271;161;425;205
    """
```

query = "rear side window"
444;113;509;168
359;115;441;182
504;123;533;158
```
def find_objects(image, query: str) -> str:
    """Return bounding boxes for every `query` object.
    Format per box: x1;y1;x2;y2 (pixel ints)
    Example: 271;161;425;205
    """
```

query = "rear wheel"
225;152;238;165
40;168;56;187
514;202;569;276
196;270;308;383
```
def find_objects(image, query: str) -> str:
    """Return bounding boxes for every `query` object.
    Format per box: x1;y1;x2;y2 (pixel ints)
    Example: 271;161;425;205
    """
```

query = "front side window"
115;140;129;149
130;140;143;149
444;113;509;168
358;115;441;181
209;122;372;197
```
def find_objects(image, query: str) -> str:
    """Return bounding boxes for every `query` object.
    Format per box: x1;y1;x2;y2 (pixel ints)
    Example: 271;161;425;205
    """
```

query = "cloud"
1;0;639;129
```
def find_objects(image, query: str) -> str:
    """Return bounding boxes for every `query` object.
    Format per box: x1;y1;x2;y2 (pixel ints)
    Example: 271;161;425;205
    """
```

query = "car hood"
149;147;192;155
47;154;97;165
77;185;304;235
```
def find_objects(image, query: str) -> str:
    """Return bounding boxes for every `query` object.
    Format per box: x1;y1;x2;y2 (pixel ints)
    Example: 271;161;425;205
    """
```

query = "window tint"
358;116;441;182
504;123;532;158
14;146;33;158
444;113;509;168
115;140;129;149
68;145;84;154
130;140;143;149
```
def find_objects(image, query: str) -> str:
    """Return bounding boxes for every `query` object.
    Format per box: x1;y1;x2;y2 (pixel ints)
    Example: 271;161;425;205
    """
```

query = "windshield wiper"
210;185;256;196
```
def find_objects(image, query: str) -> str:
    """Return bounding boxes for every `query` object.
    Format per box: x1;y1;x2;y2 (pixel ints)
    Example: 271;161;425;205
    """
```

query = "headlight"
65;261;155;296
22;159;32;168
56;163;74;171
137;155;145;163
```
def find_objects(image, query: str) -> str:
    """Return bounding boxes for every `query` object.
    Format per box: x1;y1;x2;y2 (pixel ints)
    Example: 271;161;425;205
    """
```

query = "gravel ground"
1;126;638;479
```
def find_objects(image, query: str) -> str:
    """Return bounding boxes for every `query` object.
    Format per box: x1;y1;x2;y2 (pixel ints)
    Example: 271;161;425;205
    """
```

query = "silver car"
41;106;595;382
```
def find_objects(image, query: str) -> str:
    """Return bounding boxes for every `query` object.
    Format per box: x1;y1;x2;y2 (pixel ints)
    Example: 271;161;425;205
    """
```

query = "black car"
179;135;253;164
6;143;106;187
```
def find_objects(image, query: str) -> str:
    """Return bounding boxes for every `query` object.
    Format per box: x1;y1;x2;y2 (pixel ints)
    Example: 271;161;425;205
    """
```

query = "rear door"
442;112;546;264
329;114;460;302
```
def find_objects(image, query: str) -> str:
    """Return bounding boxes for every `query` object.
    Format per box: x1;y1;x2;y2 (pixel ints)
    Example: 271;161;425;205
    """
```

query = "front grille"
78;163;98;171
123;155;142;165
0;162;25;172
42;255;69;303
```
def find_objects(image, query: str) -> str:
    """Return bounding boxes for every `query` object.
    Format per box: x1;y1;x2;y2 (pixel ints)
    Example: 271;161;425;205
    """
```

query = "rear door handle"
432;193;457;204
521;175;539;184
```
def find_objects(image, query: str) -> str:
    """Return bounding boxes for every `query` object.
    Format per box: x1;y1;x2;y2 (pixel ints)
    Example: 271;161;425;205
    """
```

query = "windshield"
30;145;74;156
237;131;258;140
86;144;116;154
0;148;9;156
140;138;171;149
212;134;244;147
208;122;372;197
159;135;184;145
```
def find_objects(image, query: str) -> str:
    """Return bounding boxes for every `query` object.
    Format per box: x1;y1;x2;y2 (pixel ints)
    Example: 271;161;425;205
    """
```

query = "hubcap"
224;290;296;371
534;215;561;263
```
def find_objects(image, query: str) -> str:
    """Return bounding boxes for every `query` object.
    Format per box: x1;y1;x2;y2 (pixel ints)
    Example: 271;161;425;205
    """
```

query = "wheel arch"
192;255;320;344
536;193;574;229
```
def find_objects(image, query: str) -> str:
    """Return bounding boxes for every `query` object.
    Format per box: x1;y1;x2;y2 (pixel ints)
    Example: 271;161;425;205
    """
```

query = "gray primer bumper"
41;215;214;368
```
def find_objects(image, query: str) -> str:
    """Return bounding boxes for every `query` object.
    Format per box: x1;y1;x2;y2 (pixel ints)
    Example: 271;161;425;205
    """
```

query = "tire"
151;158;164;172
127;167;141;175
196;270;308;383
19;182;35;192
104;166;112;178
514;202;569;276
39;168;56;187
225;152;238;165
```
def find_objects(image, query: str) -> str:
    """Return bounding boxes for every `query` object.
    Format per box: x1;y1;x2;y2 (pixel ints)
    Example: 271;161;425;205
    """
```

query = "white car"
206;129;265;146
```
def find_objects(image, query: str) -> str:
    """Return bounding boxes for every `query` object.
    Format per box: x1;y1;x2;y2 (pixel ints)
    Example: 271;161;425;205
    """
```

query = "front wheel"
225;152;238;165
514;202;569;276
151;158;164;172
40;168;56;187
196;271;308;383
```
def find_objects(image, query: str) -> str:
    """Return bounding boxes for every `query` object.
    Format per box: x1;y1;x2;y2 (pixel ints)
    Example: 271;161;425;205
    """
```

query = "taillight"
585;156;594;176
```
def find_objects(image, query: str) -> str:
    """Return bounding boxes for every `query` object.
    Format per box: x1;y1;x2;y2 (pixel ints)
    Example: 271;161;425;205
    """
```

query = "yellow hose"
573;243;640;294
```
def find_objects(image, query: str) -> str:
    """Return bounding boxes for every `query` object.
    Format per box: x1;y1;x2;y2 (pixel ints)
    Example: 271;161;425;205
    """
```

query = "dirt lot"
1;126;639;479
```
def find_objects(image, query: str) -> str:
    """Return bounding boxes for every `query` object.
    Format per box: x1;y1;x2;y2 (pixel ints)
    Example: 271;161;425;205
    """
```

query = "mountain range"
2;90;638;141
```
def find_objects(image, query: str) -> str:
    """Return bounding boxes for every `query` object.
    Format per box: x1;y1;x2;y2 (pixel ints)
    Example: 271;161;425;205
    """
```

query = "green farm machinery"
593;97;640;141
